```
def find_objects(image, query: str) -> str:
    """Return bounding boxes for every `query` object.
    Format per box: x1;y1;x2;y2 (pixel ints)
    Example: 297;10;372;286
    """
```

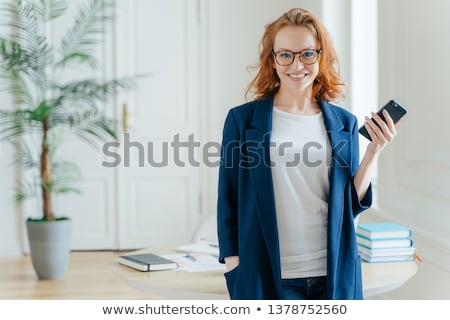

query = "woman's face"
273;25;320;95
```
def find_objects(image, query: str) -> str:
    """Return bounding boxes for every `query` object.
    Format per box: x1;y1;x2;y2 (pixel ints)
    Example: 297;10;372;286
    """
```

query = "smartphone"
359;99;408;141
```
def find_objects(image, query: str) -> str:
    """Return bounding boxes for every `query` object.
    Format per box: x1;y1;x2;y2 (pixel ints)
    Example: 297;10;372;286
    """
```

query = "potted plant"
0;0;135;279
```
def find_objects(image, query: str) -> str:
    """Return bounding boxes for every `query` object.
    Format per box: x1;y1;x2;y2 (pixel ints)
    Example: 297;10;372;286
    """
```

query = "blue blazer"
217;96;372;300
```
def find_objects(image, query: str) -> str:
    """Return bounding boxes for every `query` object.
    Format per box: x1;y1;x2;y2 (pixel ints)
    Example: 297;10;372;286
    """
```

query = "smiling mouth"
288;73;308;79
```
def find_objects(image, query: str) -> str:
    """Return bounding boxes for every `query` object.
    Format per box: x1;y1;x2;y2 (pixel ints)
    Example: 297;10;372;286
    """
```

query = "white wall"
358;0;450;299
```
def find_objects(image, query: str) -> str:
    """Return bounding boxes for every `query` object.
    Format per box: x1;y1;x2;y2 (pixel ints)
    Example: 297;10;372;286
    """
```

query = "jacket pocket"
224;265;242;299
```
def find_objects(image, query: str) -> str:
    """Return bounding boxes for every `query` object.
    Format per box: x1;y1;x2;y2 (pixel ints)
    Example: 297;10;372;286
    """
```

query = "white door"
47;0;203;250
111;0;203;249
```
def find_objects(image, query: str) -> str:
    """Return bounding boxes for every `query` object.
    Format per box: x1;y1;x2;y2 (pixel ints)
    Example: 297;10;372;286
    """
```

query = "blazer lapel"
320;101;352;241
320;100;352;184
244;97;281;272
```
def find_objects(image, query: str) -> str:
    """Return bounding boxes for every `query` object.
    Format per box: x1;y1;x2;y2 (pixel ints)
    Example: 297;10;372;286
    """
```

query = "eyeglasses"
272;49;322;66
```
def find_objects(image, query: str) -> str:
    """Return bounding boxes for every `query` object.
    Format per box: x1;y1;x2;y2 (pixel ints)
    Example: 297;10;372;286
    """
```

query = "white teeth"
289;74;306;78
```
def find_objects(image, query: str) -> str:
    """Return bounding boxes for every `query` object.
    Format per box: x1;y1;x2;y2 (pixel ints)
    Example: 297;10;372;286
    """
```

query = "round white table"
361;260;417;297
114;247;417;299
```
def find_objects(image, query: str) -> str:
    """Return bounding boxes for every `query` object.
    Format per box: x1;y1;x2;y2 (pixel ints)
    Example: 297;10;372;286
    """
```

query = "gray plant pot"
26;219;72;280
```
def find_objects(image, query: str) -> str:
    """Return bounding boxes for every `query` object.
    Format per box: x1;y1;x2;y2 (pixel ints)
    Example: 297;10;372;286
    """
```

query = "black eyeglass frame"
271;49;322;66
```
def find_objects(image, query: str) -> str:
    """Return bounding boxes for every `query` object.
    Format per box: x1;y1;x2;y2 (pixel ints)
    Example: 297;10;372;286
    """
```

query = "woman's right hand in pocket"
224;256;239;272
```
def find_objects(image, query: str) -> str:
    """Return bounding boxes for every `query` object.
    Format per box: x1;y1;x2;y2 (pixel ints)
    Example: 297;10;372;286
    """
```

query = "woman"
217;8;397;300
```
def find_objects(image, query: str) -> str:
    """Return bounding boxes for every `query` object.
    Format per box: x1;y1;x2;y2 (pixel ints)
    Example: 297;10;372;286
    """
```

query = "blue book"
358;244;416;258
359;252;415;263
356;222;412;240
356;234;413;249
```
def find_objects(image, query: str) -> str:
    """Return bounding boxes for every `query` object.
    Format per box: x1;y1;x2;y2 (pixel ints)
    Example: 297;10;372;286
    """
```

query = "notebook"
117;253;178;272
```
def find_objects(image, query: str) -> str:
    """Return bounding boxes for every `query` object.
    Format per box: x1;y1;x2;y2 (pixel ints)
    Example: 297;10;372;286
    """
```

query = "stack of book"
356;222;416;263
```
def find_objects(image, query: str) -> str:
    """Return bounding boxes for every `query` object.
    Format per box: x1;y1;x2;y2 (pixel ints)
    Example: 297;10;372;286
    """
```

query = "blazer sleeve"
217;110;240;263
350;118;372;217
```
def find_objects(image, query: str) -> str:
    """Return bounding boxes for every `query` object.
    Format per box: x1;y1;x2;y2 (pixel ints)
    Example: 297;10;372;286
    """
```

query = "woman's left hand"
364;110;397;155
354;110;398;200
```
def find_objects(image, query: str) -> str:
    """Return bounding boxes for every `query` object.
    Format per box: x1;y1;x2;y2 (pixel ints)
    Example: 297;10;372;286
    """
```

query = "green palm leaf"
0;67;34;106
13;141;40;204
33;0;68;21
1;0;53;79
56;78;136;106
50;160;82;194
0;109;43;141
58;0;114;68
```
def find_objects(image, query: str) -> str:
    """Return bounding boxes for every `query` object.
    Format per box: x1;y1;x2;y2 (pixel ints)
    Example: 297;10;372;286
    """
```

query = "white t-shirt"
270;107;332;279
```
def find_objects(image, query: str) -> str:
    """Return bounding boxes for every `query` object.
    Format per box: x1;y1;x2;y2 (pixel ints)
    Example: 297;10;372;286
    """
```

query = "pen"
414;253;423;263
185;254;197;262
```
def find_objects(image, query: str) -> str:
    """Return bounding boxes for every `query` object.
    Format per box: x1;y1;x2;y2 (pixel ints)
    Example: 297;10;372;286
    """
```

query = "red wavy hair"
246;8;346;102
